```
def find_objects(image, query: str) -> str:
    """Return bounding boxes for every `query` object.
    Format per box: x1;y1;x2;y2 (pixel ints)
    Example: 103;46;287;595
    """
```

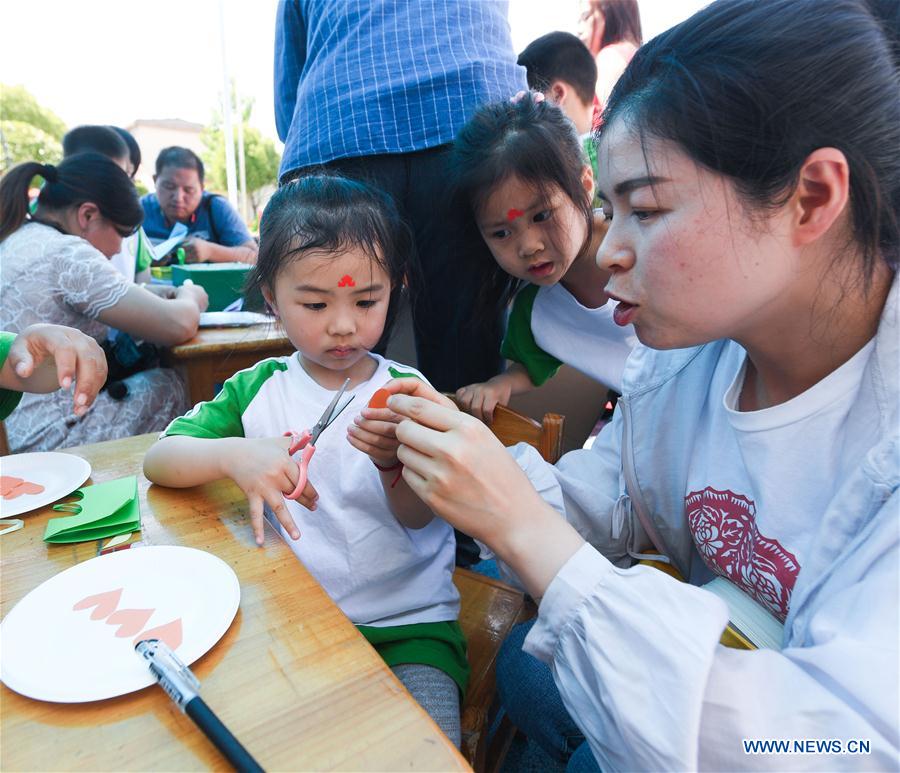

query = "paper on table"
43;476;141;544
198;311;272;328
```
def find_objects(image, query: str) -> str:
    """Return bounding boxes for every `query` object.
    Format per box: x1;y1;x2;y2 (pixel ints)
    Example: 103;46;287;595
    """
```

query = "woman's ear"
75;202;100;231
791;147;850;247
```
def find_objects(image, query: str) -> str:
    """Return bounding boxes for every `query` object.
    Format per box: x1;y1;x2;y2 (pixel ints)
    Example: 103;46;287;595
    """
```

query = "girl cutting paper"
144;175;467;745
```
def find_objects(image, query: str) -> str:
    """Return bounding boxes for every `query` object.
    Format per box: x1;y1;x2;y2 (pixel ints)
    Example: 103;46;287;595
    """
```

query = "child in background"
143;175;467;745
453;93;636;422
518;30;602;205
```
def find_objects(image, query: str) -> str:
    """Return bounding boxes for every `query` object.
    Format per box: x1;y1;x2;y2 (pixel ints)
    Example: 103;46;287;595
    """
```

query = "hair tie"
42;164;58;183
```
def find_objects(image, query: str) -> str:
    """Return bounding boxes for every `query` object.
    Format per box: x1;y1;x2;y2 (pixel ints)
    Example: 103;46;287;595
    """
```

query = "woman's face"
595;118;799;350
73;203;132;258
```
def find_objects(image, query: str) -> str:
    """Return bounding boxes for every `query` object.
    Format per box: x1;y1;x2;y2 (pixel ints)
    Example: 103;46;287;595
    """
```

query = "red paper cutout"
506;208;525;221
106;608;155;637
0;475;46;500
337;275;356;288
135;618;183;651
73;588;124;620
368;388;391;409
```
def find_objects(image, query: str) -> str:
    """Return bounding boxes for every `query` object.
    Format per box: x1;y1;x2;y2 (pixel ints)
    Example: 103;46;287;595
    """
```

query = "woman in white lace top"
0;153;208;452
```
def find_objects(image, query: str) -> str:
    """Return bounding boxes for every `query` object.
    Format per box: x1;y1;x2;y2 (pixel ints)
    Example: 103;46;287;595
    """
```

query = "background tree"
1;84;66;172
201;87;280;226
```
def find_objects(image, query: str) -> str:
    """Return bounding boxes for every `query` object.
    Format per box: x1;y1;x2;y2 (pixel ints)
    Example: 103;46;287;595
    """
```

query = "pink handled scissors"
283;377;355;500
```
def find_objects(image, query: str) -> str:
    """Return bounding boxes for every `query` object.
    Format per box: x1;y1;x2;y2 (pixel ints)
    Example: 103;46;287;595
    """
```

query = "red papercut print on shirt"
684;487;800;620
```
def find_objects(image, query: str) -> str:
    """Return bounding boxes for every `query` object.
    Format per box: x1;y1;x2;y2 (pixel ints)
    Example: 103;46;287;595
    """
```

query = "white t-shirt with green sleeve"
161;352;460;628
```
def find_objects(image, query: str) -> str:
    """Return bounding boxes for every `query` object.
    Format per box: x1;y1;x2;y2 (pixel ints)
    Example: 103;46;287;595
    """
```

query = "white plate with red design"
0;546;240;702
0;452;92;518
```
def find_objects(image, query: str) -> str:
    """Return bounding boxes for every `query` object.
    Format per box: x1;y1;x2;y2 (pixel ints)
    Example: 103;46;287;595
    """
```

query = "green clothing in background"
0;332;24;420
500;284;563;386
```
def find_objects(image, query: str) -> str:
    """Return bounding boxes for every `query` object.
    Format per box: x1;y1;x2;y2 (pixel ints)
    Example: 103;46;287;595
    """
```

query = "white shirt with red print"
684;339;876;620
499;275;898;771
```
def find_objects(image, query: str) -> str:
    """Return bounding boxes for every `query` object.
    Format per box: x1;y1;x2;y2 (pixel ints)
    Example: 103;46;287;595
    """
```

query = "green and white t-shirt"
162;352;460;628
501;283;638;392
0;332;23;420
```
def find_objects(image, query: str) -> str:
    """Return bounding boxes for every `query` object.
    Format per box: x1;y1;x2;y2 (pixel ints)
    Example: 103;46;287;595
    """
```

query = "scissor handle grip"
284;429;312;456
285;444;315;500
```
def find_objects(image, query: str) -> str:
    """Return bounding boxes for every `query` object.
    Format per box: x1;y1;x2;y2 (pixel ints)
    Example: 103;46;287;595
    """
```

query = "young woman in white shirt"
377;0;899;768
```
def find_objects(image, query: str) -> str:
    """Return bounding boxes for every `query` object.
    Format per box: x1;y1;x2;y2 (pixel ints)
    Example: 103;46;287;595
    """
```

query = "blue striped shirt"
274;0;527;178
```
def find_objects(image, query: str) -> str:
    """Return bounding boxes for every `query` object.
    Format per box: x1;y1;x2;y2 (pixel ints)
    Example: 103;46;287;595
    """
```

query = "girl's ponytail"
0;161;49;241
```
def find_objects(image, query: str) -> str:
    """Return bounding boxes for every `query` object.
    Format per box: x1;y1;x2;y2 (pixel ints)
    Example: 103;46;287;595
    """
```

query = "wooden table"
0;434;469;772
163;326;294;404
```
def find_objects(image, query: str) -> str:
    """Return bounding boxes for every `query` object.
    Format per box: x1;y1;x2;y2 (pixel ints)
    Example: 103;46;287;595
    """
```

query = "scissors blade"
309;378;353;445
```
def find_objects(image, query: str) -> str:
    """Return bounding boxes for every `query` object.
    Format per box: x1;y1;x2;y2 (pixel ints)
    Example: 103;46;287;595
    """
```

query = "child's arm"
143;434;318;545
0;324;107;415
347;405;436;529
455;362;535;424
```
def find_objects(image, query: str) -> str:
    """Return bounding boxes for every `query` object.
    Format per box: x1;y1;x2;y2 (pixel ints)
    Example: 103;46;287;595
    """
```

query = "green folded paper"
43;476;140;544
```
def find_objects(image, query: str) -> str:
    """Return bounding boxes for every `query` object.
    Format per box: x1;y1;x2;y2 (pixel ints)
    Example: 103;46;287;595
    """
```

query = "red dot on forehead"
507;208;525;221
337;275;355;287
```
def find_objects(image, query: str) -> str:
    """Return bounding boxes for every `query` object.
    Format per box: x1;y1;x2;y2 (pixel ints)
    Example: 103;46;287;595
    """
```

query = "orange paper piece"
106;608;155;637
368;388;391;409
135;618;183;651
0;475;45;500
73;588;124;620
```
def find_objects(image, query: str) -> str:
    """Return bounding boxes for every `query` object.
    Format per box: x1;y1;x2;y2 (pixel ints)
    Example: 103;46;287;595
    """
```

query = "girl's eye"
303;303;326;310
357;299;378;309
490;228;511;240
533;209;552;223
632;210;656;222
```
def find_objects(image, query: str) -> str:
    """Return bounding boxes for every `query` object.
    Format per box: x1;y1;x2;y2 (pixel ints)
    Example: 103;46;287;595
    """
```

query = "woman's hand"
1;323;107;415
175;282;209;312
455;374;514;424
382;377;586;598
220;436;318;546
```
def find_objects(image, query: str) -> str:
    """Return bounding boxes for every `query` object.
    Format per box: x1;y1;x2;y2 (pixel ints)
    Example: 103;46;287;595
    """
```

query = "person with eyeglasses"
0;153;208;453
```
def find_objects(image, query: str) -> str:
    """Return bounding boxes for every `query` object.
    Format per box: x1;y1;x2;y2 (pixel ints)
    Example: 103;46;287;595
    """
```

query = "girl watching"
453;93;635;422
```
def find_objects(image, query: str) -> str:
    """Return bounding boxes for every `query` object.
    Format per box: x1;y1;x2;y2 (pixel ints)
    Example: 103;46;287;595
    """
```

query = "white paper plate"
198;311;272;328
0;452;92;518
0;546;240;702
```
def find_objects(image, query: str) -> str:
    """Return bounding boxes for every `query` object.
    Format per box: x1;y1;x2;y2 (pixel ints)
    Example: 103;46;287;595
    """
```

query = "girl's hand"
220;436;318;546
455;375;514;424
3;323;107;415
346;405;406;466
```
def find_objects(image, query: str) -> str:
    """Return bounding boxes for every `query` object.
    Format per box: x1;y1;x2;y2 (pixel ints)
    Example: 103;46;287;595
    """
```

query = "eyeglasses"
111;222;140;238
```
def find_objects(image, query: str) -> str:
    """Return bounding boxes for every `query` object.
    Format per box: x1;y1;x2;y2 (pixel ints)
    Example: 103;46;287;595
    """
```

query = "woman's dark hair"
448;92;594;320
0;153;143;241
109;126;142;176
602;0;900;276
62;125;129;162
598;0;643;48
155;146;204;182
245;174;415;340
